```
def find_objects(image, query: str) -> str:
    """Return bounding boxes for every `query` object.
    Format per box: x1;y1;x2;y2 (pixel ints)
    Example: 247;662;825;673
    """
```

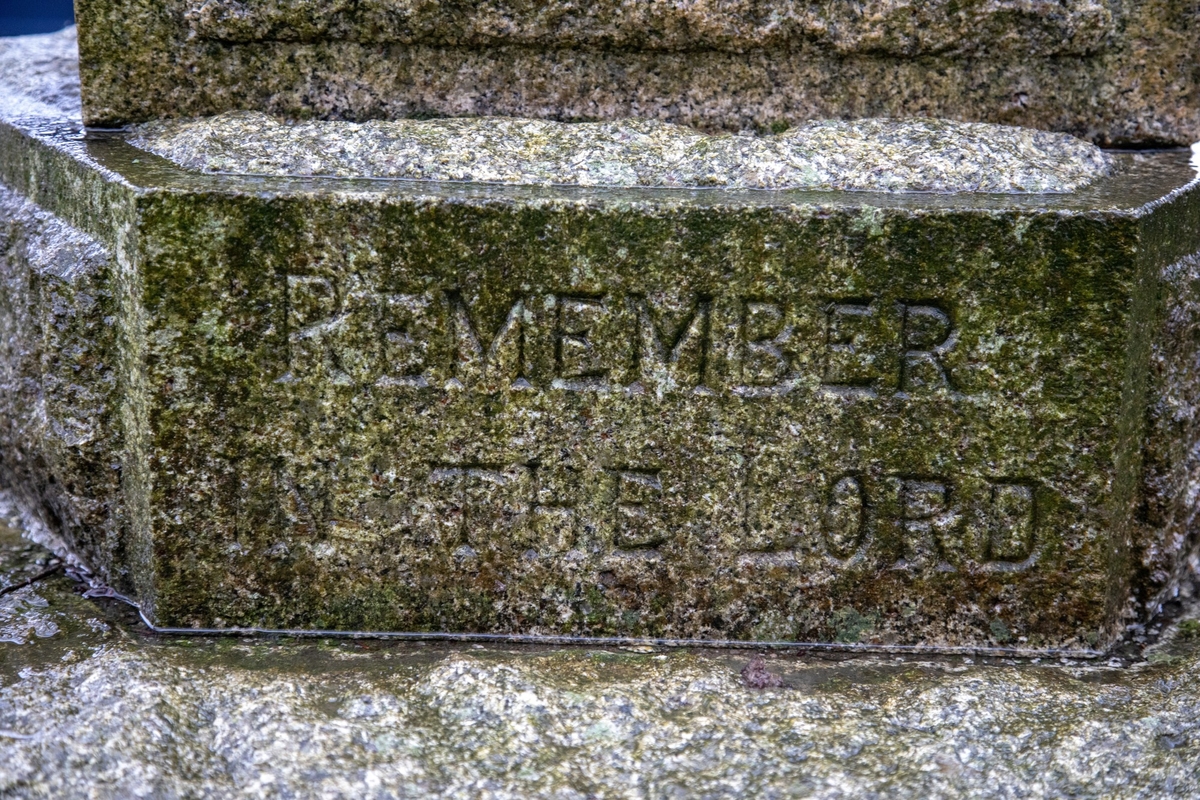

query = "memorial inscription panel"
280;280;1034;572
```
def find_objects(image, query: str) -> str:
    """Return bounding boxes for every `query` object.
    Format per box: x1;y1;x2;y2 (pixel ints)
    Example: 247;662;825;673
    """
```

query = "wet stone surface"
131;113;1112;193
3;522;1200;799
0;27;80;121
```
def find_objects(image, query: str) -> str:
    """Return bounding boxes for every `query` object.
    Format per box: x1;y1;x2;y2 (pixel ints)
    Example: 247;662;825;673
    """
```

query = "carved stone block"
4;35;1200;649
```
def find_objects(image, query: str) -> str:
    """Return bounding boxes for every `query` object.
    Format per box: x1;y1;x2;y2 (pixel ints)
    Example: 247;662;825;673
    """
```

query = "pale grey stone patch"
0;522;1194;800
131;112;1112;193
1;643;1200;799
0;27;81;122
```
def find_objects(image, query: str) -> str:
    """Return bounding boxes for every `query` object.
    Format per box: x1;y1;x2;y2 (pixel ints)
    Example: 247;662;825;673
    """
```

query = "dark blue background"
0;1;75;36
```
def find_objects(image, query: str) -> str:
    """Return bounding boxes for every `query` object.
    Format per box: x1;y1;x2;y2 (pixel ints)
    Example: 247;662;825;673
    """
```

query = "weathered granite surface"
0;27;80;121
3;30;1200;649
131;113;1112;193
77;0;1200;145
3;524;1200;800
0;171;121;587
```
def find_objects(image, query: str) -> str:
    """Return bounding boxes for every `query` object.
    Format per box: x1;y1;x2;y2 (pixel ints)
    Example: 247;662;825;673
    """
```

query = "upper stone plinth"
76;0;1200;146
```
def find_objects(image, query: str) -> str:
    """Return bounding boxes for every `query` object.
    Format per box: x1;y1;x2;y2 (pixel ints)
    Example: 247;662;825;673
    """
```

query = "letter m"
448;291;528;391
631;294;712;393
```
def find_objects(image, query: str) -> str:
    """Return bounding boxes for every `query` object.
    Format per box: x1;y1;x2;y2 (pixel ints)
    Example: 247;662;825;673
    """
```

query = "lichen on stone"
130;112;1112;193
6;26;1200;648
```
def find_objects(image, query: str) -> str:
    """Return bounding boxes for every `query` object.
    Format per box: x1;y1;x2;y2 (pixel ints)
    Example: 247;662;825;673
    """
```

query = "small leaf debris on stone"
741;655;783;689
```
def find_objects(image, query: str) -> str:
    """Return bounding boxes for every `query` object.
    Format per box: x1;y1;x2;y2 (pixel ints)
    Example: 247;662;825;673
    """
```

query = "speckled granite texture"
131;113;1112;193
76;0;1200;145
2;526;1200;800
0;27;80;121
3;30;1200;649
